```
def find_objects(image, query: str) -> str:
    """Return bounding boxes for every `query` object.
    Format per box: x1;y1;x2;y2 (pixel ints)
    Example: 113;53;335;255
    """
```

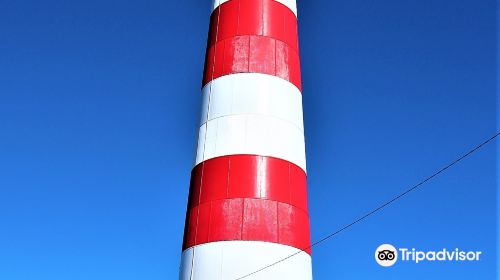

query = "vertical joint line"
191;2;223;278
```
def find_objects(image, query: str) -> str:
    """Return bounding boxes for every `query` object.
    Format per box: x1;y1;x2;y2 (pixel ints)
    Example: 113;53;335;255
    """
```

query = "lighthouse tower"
180;0;312;279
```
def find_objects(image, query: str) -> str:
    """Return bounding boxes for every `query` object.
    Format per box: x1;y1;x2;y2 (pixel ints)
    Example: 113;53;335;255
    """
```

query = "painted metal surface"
212;0;298;17
181;0;311;278
203;35;301;90
180;241;311;280
195;114;306;171
183;197;311;253
201;73;304;130
188;155;308;212
208;0;299;51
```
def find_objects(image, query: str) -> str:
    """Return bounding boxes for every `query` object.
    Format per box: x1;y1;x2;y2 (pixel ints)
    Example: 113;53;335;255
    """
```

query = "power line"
235;131;500;280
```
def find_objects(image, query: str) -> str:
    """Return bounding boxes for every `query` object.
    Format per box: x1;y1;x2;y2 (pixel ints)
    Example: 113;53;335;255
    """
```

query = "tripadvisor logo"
375;244;482;267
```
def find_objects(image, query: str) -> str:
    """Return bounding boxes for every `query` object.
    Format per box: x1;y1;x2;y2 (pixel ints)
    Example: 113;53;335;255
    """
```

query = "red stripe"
182;198;311;254
208;0;299;51
187;155;308;213
203;35;301;90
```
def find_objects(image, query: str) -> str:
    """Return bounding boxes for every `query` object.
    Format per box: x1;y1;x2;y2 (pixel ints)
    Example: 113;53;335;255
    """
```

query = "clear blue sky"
0;0;497;279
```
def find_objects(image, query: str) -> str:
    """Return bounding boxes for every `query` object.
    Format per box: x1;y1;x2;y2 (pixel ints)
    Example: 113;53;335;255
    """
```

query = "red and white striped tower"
180;0;312;279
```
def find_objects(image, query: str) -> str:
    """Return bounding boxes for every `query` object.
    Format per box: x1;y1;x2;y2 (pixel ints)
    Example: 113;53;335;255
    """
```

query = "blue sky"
0;0;497;279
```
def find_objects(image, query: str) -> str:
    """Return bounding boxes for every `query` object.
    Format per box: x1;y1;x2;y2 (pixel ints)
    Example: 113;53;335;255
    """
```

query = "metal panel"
249;35;276;74
201;73;304;131
179;245;222;280
208;198;244;241
180;241;312;280
242;199;279;242
238;0;264;37
277;202;311;251
203;35;301;90
226;156;260;198
212;0;298;17
215;0;239;44
187;155;309;212
182;198;311;253
195;114;306;172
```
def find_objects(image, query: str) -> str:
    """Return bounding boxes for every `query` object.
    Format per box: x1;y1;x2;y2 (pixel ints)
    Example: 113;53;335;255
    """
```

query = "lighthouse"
180;0;312;279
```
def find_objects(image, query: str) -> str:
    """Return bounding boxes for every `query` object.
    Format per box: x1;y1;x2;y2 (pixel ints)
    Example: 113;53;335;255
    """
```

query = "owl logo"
377;250;396;261
375;244;398;267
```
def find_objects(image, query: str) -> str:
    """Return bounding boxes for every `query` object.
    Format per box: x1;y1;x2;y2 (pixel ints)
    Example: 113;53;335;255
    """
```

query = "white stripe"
212;0;298;17
195;114;306;172
180;241;312;280
201;73;304;131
